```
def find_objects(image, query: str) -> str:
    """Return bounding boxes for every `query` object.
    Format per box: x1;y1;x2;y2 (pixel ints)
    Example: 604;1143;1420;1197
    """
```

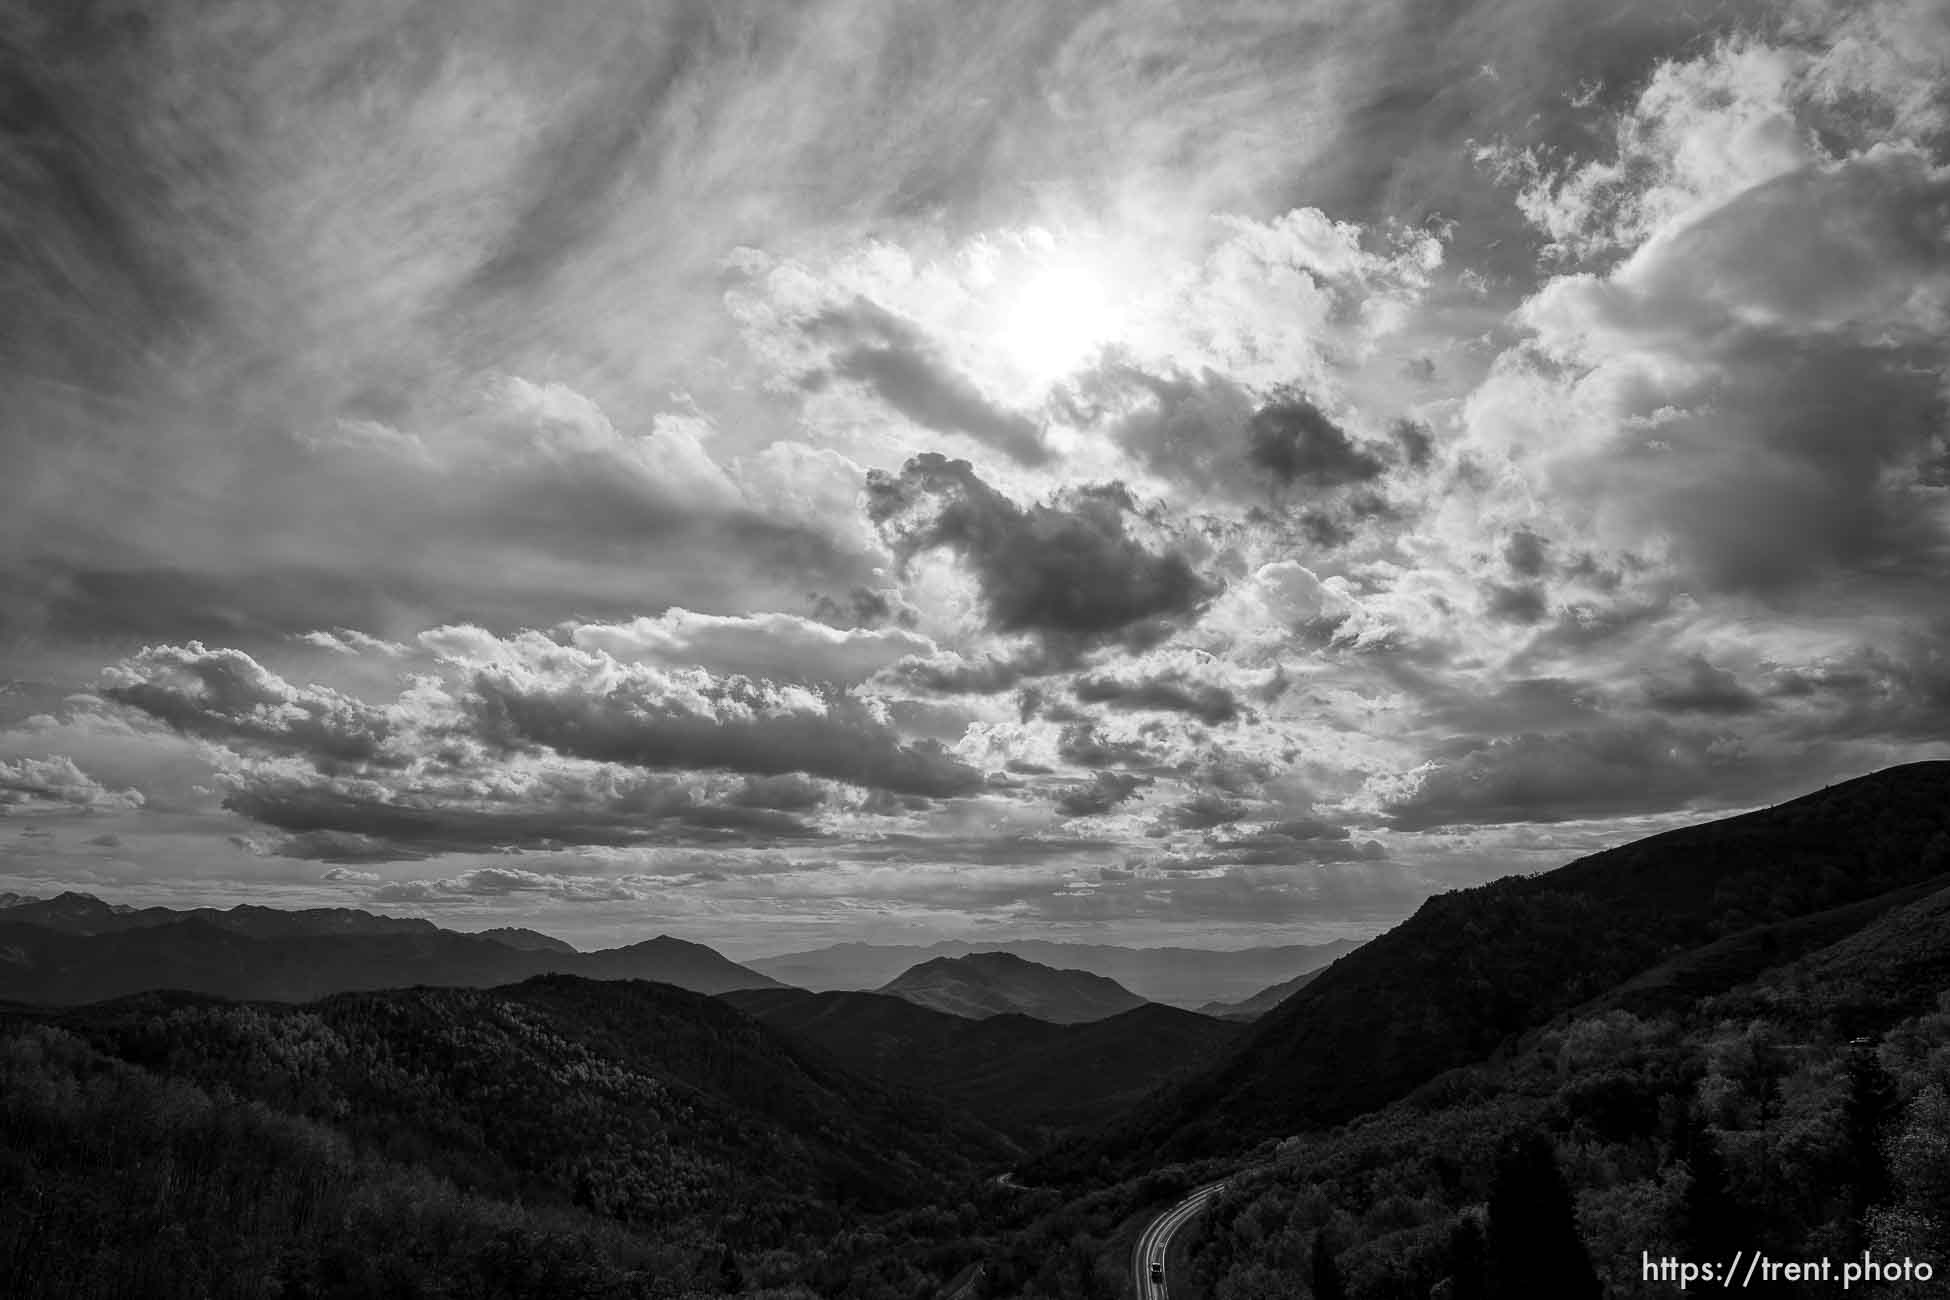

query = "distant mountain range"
1194;966;1328;1020
720;986;1243;1135
749;936;1365;1007
0;892;782;1003
875;950;1148;1023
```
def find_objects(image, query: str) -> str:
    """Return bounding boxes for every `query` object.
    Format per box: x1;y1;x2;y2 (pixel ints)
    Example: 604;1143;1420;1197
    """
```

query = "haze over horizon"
4;0;1948;957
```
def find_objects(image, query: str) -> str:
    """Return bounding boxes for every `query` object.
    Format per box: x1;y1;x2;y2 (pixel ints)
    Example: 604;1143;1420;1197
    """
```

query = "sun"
997;261;1121;384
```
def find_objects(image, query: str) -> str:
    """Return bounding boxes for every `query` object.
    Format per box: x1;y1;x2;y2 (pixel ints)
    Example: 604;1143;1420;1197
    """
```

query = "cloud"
1643;655;1766;716
1072;671;1243;726
429;626;989;799
566;608;935;686
727;773;828;812
1245;389;1387;490
0;755;145;814
1471;66;1950;602
810;300;1049;464
1054;771;1152;817
223;767;823;861
867;452;1218;654
1378;721;1824;830
299;629;410;657
101;643;405;770
373;866;644;904
1193;818;1386;866
1157;791;1251;831
1054;722;1160;770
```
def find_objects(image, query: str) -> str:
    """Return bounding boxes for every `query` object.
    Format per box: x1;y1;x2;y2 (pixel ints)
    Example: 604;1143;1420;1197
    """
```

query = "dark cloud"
1054;770;1152;817
226;776;822;861
890;648;1049;696
1072;671;1243;726
1644;656;1766;716
1182;818;1386;867
1503;529;1550;577
1392;418;1435;470
728;773;827;812
1485;582;1549;624
1158;791;1250;830
1245;389;1385;490
810;301;1047;464
101;644;402;770
1095;367;1256;494
809;586;917;630
866;453;1218;653
1055;722;1158;769
1379;721;1845;831
1411;675;1608;736
845;832;1119;867
466;668;987;799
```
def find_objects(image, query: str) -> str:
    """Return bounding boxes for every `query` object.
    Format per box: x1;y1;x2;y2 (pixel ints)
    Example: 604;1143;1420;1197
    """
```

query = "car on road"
1150;1260;1165;1284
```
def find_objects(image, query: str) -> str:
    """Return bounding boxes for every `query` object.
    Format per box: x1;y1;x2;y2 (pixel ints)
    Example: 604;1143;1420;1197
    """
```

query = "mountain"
0;975;1010;1295
0;914;783;1004
470;925;577;953
750;936;1364;1007
876;951;1147;1023
1195;966;1327;1021
720;986;1243;1134
1034;761;1950;1178
0;890;441;940
573;934;787;995
1150;877;1950;1300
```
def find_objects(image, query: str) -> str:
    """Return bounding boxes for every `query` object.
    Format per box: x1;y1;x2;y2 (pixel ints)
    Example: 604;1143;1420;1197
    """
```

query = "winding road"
1131;1178;1228;1298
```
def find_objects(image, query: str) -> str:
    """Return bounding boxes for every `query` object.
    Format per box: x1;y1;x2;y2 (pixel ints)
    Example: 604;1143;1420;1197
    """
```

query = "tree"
1841;1044;1898;1243
1486;1130;1600;1300
1443;1213;1490;1300
717;1243;745;1294
1673;1106;1745;1258
1310;1228;1346;1300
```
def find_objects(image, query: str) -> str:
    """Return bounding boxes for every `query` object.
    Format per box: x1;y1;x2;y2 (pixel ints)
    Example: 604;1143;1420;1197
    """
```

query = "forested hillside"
0;976;1014;1298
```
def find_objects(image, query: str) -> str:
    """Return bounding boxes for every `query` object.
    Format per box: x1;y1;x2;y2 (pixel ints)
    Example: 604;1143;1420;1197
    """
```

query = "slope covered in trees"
721;987;1241;1136
1166;878;1950;1299
0;975;1017;1296
876;951;1148;1022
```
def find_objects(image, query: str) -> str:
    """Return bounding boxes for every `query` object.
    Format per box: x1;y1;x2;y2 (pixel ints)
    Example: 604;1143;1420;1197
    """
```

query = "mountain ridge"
0;911;784;1004
751;936;1365;1007
876;950;1149;1023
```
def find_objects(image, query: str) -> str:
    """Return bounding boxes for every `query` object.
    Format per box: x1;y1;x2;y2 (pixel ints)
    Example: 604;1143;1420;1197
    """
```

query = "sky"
2;0;1947;958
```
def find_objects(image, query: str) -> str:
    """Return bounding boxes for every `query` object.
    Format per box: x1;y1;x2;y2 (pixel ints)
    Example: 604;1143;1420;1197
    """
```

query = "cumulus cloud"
1072;671;1243;726
0;755;145;814
1244;389;1387;490
102;643;405;769
1054;770;1152;817
566;608;935;686
428;625;988;798
1470;50;1950;602
867;453;1218;654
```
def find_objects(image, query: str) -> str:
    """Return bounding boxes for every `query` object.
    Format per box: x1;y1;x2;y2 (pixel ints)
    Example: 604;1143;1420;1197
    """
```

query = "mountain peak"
878;951;1147;1023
